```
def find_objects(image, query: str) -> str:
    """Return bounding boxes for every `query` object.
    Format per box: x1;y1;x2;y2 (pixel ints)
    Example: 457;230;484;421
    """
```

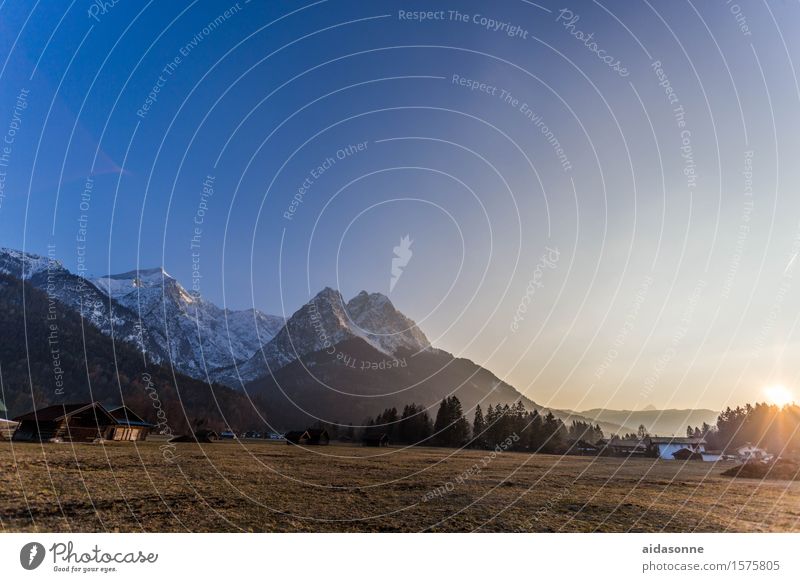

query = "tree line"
359;396;604;452
687;402;800;455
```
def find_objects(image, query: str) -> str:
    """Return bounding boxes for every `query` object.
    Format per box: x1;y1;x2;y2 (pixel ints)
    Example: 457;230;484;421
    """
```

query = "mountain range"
0;247;714;435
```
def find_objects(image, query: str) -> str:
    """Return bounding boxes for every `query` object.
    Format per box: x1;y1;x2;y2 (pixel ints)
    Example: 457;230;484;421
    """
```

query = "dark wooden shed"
13;402;118;442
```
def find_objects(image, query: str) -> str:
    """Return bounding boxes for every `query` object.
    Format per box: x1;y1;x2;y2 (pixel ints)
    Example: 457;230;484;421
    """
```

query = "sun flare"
763;384;794;407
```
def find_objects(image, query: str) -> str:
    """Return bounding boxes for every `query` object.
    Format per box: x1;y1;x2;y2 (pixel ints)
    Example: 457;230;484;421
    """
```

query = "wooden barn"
13;402;118;442
285;428;330;445
12;402;154;443
362;433;389;447
306;428;330;445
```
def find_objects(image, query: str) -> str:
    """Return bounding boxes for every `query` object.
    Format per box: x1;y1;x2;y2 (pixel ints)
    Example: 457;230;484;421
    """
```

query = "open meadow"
2;440;799;533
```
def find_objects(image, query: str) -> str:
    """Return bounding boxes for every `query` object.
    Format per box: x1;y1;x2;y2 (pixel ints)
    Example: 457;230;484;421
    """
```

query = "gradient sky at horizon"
1;0;799;411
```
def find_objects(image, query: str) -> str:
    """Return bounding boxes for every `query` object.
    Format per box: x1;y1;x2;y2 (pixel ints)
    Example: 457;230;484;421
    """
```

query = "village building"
736;442;771;462
649;436;707;460
285;428;330;445
601;438;649;457
306;428;330;445
11;402;151;443
568;439;600;455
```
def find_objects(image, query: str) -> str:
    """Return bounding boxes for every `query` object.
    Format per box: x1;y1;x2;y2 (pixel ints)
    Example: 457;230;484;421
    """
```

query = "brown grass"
2;440;800;532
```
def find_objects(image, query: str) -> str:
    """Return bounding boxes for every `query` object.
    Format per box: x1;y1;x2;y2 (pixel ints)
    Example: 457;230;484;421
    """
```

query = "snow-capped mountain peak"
218;287;430;385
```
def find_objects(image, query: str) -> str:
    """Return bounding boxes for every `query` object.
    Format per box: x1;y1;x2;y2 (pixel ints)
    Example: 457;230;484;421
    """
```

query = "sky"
1;0;799;412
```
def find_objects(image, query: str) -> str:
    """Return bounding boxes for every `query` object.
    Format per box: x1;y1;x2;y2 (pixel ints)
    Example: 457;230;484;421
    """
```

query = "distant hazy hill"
577;408;720;437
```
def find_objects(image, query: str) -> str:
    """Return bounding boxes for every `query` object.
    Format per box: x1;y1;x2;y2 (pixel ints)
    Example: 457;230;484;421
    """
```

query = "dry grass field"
2;440;799;532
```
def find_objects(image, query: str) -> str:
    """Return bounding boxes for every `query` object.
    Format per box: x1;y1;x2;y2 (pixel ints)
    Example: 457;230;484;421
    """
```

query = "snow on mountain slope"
0;248;148;349
214;287;430;386
91;267;284;379
345;291;430;353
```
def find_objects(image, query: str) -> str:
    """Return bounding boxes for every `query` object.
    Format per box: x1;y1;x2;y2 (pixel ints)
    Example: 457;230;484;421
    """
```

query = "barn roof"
108;406;153;428
14;402;116;423
650;436;706;445
608;438;646;448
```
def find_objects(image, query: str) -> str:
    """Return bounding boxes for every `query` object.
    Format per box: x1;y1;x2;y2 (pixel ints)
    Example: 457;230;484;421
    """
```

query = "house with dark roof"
12;402;152;443
13;402;118;442
648;436;707;460
285;428;330;445
601;438;649;457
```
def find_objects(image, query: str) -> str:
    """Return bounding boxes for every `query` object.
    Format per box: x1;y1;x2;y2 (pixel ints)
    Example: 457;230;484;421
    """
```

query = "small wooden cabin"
306;428;330;445
13;403;118;442
285;428;330;445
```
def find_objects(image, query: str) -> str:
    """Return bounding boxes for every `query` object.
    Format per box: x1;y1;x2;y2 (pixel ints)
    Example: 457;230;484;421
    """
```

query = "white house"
649;436;707;460
736;443;771;462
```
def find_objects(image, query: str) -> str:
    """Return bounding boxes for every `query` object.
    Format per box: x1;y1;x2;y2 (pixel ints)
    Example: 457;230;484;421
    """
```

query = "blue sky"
1;0;799;411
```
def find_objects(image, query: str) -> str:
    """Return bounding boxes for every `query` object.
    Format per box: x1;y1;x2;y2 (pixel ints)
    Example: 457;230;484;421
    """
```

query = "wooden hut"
306;428;330;445
12;402;118;442
285;428;330;445
284;430;310;445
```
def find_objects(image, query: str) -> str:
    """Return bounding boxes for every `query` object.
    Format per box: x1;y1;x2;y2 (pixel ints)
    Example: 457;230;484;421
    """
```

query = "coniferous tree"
472;404;487;449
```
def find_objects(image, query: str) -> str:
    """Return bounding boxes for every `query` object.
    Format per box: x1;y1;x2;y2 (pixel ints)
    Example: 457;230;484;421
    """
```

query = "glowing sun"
764;384;794;407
